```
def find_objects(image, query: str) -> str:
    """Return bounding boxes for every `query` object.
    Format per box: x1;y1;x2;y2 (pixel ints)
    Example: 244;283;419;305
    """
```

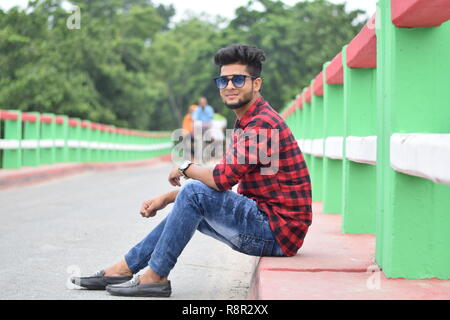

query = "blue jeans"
124;180;285;277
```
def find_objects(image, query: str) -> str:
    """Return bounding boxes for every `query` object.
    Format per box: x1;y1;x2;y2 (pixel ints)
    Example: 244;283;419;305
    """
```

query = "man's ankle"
105;260;133;276
139;269;167;284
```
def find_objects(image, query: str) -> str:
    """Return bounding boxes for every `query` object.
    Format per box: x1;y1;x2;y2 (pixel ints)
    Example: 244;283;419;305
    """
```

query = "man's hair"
214;44;266;78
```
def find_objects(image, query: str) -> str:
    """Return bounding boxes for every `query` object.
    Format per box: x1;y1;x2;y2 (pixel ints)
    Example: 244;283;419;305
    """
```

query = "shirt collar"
234;96;265;129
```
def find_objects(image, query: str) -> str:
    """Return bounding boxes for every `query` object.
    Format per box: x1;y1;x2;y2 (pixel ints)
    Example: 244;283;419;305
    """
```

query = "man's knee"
180;180;217;201
181;180;212;196
176;180;215;214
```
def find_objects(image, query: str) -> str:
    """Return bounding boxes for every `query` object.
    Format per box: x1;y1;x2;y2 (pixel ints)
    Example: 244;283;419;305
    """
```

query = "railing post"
341;16;378;235
109;126;119;161
68;118;81;163
80;120;91;163
90;123;100;163
132;131;138;161
310;74;325;202
301;87;312;169
106;126;115;162
376;0;450;279
40;113;56;165
322;58;345;216
98;125;107;162
150;132;157;158
55;115;69;163
22;112;41;167
1;110;22;169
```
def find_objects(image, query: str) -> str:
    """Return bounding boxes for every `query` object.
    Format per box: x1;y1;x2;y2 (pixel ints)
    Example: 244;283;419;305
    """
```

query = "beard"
224;91;253;110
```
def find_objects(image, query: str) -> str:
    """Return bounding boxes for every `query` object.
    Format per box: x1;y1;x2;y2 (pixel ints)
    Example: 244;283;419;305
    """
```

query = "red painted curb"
248;202;450;300
0;154;172;190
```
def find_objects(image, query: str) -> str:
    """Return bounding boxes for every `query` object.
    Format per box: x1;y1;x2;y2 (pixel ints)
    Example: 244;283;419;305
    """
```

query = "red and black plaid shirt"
213;97;312;256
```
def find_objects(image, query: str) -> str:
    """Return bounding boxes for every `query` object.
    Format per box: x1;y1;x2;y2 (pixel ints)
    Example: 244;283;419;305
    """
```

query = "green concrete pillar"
22;112;41;167
291;99;301;140
98;125;107;162
143;134;150;159
54;115;69;163
322;62;344;215
109;126;117;162
376;0;450;279
90;123;100;163
116;129;124;162
341;46;377;234
39;113;56;165
1;110;22;169
107;126;116;162
132;132;139;161
123;130;131;161
68;118;81;163
80;121;91;163
140;133;147;160
301;88;312;169
310;77;325;202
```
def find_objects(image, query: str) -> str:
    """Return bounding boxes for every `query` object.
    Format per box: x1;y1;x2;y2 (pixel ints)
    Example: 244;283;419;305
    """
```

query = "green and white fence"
283;0;450;279
0;110;173;169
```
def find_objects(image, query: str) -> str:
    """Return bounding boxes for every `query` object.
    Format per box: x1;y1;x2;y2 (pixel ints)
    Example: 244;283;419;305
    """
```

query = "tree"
0;0;368;131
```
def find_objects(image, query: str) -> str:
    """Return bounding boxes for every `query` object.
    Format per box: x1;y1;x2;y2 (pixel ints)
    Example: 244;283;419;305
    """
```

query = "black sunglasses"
213;74;257;89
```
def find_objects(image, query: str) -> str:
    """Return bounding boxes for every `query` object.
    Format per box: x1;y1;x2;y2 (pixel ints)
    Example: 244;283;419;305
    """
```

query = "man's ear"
254;77;262;92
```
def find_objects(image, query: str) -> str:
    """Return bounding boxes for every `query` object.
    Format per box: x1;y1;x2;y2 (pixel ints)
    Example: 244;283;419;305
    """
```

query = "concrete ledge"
0;154;172;190
248;202;450;300
346;136;377;165
311;139;324;157
324;136;344;160
297;139;312;155
390;133;450;185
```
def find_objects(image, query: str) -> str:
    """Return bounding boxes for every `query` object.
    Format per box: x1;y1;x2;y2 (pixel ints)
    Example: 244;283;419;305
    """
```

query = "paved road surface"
0;163;257;300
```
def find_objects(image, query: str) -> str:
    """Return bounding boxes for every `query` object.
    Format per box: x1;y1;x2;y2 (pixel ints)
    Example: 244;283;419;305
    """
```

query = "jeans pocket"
237;234;274;257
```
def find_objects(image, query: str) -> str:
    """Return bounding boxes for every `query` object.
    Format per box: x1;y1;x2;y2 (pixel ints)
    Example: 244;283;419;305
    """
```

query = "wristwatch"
178;160;193;178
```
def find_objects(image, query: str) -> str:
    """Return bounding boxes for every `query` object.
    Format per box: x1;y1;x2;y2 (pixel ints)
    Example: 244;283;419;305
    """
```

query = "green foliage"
0;0;367;131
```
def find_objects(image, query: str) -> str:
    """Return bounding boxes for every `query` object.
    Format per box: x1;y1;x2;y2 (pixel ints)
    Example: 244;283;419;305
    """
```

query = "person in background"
181;104;198;161
182;104;198;135
192;97;214;163
192;97;214;128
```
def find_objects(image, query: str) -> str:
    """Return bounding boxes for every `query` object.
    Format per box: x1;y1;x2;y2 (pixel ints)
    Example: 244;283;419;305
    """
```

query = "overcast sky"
0;0;377;20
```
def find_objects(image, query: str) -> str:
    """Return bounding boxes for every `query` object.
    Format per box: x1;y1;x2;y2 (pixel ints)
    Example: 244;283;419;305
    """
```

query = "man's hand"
140;196;168;218
168;165;184;187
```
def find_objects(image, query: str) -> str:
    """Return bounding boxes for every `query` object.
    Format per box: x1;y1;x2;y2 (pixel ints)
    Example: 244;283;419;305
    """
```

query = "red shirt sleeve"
213;119;273;191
